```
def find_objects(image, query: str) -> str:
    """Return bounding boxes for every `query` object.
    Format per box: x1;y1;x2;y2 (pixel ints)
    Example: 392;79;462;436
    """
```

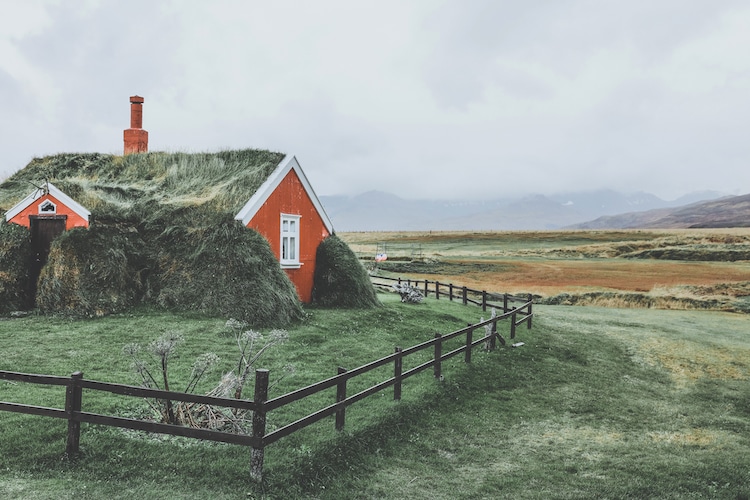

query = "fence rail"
0;279;533;481
372;275;532;325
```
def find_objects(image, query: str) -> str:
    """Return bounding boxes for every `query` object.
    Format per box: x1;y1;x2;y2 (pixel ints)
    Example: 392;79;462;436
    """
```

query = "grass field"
1;292;749;499
342;229;750;312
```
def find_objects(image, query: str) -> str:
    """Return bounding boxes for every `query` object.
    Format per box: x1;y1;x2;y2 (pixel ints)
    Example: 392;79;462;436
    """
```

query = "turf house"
0;96;378;323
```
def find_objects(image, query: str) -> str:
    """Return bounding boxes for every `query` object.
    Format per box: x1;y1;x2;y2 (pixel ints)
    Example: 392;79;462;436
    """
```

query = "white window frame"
38;200;57;214
280;214;301;268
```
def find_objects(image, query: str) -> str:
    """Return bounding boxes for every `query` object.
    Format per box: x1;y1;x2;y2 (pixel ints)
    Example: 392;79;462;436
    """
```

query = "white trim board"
234;155;334;234
5;182;91;222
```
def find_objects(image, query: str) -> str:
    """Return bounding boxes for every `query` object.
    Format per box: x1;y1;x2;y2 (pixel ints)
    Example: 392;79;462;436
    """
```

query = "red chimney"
123;95;148;154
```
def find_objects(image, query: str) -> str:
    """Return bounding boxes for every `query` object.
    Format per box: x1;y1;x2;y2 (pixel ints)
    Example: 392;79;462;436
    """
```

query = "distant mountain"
320;190;725;232
569;193;750;229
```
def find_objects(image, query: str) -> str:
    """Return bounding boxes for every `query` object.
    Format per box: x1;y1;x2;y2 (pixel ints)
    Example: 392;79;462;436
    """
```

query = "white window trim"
280;213;301;269
38;200;57;214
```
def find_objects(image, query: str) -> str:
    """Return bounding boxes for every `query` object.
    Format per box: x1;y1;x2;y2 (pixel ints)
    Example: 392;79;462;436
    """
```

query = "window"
39;200;56;214
280;214;301;267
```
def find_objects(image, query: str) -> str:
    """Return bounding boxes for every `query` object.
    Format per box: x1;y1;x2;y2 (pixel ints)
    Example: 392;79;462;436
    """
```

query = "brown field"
340;229;750;305
391;259;750;296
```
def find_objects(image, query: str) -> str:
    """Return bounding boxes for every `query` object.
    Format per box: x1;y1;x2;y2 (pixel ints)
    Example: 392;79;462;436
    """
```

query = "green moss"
0;220;31;312
312;234;380;308
36;222;150;317
150;216;304;326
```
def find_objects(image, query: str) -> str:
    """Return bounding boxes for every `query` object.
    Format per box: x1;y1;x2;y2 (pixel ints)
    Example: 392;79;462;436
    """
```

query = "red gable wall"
245;168;331;303
8;193;89;230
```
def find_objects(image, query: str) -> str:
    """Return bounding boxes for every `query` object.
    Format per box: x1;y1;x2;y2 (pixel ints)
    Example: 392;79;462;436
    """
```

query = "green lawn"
1;295;749;499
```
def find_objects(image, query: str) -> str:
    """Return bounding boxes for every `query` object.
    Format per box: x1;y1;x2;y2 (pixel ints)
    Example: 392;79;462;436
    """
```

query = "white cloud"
2;0;749;200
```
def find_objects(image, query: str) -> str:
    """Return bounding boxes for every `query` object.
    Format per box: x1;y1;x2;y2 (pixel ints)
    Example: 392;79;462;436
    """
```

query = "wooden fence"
373;274;533;319
0;284;532;481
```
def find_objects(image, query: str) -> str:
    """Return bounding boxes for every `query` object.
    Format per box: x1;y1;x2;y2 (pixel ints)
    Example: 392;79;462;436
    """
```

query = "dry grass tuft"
648;428;723;447
636;338;750;386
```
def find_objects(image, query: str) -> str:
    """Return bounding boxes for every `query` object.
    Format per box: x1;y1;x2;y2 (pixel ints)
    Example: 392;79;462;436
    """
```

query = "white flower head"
149;331;184;357
269;329;289;343
242;330;263;343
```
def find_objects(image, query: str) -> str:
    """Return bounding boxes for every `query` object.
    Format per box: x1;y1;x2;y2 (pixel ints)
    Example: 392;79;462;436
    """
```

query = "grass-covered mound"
0;220;31;312
151;216;304;325
32;215;304;325
312;234;380;308
36;222;150;317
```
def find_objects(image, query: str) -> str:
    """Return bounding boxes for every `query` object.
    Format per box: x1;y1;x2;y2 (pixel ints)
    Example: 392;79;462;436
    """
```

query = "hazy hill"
321;190;724;231
570;193;750;229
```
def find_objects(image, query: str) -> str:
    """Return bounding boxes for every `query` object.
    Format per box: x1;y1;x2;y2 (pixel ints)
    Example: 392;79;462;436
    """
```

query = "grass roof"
0;149;286;223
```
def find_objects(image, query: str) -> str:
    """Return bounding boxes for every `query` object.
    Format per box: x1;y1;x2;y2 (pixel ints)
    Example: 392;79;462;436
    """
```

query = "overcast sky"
2;0;749;201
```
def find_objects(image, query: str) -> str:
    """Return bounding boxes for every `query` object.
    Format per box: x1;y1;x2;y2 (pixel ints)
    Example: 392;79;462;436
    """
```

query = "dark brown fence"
0;286;532;481
373;275;533;319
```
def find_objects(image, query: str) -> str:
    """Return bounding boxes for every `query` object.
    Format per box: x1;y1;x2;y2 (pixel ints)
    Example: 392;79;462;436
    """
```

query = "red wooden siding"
246;168;331;303
8;193;89;230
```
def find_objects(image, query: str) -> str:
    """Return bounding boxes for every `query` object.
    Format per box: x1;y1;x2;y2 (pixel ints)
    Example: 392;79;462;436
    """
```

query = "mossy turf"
312;234;380;308
0;220;31;312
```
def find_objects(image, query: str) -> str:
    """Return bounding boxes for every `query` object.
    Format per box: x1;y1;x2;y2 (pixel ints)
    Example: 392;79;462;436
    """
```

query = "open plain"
341;229;750;311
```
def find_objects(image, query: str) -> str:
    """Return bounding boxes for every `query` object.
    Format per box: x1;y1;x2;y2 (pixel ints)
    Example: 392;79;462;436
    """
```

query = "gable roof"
234;155;334;233
5;181;91;222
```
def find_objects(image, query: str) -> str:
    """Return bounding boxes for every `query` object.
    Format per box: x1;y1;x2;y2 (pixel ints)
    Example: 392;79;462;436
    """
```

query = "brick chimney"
123;95;148;154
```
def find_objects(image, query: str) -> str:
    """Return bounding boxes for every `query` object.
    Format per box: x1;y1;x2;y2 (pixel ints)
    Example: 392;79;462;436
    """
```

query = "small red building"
5;182;90;232
235;155;334;303
5;182;91;300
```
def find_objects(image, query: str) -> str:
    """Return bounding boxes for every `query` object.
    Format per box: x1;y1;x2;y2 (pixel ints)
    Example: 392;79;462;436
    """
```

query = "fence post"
527;294;533;329
449;283;454;301
394;347;403;400
482;290;487;312
490;317;497;350
65;371;83;457
434;333;442;379
250;369;269;482
462;286;467;306
511;309;517;339
336;367;347;431
465;324;473;363
503;293;509;313
435;281;440;300
425;280;429;298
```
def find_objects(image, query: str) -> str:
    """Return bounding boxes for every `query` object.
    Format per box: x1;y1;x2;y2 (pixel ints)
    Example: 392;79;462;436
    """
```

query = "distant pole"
527;294;533;329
